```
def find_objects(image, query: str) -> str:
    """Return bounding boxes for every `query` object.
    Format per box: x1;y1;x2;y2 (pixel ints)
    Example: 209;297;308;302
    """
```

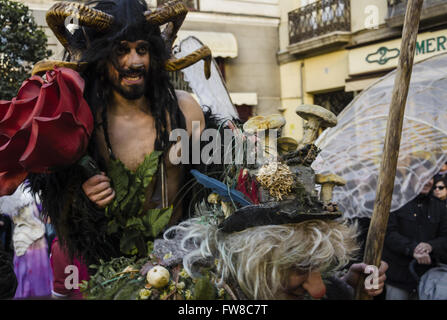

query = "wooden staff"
355;0;424;300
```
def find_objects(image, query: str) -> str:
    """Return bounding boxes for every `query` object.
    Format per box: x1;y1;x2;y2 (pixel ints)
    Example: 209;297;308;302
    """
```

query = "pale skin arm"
83;90;205;208
168;90;205;162
175;90;206;134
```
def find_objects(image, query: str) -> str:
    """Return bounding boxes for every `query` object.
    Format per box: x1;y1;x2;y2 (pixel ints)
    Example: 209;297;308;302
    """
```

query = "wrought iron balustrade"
157;0;199;11
387;0;447;19
288;0;351;45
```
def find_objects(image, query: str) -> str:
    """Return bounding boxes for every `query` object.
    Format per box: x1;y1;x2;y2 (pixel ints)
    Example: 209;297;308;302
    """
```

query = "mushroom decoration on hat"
243;114;286;160
295;104;337;148
315;173;347;204
243;114;286;134
277;137;299;156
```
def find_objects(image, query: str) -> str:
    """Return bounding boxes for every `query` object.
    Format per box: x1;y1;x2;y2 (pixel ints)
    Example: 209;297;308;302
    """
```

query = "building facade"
278;0;447;141
17;0;282;122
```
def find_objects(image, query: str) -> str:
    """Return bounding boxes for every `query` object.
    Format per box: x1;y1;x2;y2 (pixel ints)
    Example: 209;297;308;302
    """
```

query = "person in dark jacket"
0;247;17;299
383;178;447;300
0;213;13;256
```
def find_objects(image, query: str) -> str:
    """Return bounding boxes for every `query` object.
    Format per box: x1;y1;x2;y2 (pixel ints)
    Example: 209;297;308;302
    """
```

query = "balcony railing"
387;0;447;21
157;0;199;11
288;0;351;45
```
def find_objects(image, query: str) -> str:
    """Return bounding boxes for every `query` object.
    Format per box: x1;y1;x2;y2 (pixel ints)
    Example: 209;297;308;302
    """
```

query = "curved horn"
46;1;114;57
165;46;212;79
31;60;88;76
145;0;188;51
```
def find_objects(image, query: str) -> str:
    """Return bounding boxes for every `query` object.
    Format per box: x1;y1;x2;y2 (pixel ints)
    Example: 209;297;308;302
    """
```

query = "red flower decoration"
0;67;94;195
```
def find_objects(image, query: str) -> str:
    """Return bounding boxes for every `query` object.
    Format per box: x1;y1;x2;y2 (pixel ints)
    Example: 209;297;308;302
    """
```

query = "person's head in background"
433;177;447;201
421;178;434;195
440;161;447;174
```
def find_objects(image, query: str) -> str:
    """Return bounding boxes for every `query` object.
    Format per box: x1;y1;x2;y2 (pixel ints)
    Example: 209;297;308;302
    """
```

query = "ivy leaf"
125;217;145;232
142;207;174;238
107;219;119;234
146;240;154;256
119;231;139;256
103;151;168;257
107;159;130;206
136;151;163;189
120;175;140;212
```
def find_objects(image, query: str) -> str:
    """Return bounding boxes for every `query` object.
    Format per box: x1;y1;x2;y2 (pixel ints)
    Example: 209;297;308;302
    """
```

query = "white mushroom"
277;137;299;155
315;173;346;203
243;114;286;135
295;105;337;146
243;114;286;159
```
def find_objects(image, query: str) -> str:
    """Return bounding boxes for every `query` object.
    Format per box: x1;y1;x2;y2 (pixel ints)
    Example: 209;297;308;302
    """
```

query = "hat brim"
218;201;342;233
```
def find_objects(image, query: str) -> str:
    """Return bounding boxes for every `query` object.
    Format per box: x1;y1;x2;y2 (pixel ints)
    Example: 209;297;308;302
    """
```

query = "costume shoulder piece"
0;183;37;217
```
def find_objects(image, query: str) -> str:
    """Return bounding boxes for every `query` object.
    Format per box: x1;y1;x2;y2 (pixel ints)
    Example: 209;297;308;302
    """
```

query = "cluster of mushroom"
237;104;346;209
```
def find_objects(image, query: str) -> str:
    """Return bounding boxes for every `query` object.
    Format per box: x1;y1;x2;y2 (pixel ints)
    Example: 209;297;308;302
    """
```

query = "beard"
112;81;145;100
108;67;148;100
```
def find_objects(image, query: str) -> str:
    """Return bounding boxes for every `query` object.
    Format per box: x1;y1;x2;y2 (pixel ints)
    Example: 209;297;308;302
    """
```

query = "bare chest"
106;113;157;171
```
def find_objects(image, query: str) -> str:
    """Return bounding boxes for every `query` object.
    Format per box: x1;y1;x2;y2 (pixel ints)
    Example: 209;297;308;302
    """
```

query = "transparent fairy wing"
313;53;447;219
174;36;239;122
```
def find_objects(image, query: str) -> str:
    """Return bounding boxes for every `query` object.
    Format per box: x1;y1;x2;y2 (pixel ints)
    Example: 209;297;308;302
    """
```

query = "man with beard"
82;38;204;217
27;0;206;269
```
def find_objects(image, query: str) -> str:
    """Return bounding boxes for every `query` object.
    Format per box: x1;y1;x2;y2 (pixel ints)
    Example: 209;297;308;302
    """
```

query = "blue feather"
190;170;252;206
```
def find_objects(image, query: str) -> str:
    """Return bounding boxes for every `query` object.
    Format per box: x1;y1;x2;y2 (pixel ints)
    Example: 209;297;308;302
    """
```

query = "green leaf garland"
105;151;173;256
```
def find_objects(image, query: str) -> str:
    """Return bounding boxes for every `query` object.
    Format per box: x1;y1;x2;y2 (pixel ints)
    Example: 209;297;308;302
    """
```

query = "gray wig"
163;218;360;300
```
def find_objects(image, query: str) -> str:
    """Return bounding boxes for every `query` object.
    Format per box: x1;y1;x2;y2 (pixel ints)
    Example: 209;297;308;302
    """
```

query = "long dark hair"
73;0;186;165
27;0;187;264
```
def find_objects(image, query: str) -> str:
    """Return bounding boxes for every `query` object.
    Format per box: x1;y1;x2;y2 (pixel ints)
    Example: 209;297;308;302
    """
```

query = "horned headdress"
32;0;211;78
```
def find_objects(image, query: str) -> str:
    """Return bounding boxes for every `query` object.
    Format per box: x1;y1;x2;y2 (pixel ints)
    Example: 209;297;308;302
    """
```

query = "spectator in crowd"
0;184;53;299
0;247;17;299
432;176;447;203
0;213;13;256
435;161;447;180
383;177;447;300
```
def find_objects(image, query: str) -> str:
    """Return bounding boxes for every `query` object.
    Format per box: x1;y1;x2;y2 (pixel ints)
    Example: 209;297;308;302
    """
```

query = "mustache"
117;67;147;79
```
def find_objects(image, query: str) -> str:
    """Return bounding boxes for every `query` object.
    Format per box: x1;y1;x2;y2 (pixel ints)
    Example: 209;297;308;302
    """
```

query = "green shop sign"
366;35;447;65
366;47;400;65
